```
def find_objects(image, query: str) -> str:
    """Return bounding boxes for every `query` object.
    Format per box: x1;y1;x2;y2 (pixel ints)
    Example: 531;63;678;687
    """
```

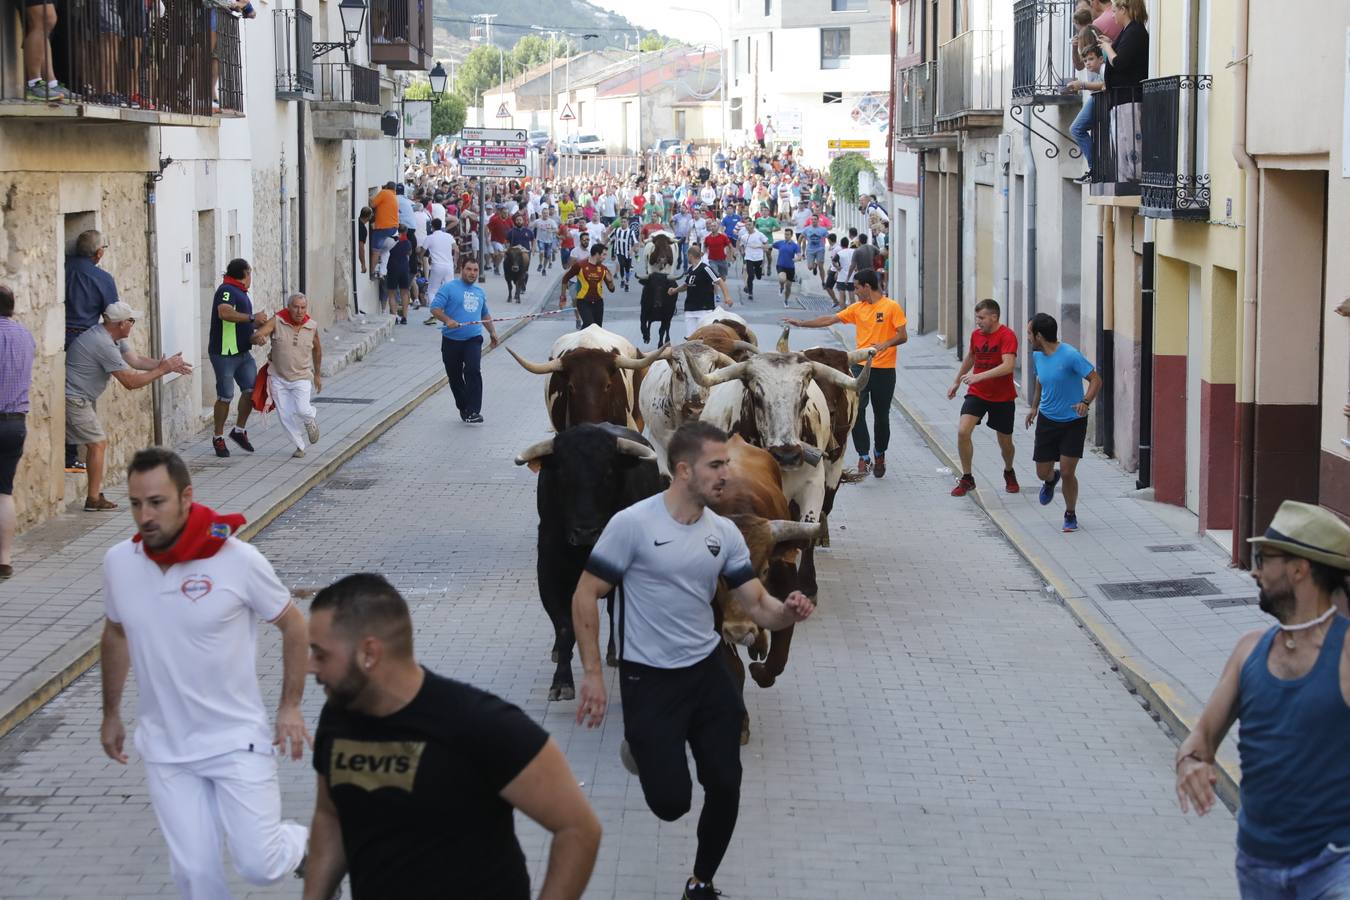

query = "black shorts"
1033;415;1088;463
776;266;795;282
0;417;25;495
825;270;837;289
960;395;1015;435
385;270;411;290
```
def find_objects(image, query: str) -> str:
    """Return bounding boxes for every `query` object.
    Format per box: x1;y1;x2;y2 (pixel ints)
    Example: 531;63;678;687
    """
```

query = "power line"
431;14;662;37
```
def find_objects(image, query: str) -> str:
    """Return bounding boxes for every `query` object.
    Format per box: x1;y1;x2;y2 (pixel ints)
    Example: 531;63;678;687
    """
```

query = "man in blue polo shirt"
430;258;500;424
771;229;801;304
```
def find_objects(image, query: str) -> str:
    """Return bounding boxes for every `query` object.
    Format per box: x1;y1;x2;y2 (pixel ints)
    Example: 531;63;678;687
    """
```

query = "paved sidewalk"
856;325;1259;804
0;269;562;738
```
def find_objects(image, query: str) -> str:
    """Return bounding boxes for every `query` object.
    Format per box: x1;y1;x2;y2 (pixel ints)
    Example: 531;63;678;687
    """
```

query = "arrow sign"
559;102;576;121
460;145;527;160
463;127;528;142
458;162;528;178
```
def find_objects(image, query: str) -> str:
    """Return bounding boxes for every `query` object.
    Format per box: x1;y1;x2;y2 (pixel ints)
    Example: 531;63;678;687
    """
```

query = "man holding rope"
430;259;500;425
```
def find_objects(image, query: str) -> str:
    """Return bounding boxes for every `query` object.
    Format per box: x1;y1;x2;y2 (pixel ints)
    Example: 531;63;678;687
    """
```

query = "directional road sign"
462;127;528;143
460;144;527;160
458;162;528;178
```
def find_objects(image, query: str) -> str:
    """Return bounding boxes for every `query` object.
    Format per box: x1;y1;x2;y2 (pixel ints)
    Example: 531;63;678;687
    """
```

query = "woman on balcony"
1098;0;1149;180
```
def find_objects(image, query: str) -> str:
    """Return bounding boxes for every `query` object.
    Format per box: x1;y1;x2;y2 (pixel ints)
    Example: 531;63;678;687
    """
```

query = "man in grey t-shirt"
572;421;812;900
64;302;189;512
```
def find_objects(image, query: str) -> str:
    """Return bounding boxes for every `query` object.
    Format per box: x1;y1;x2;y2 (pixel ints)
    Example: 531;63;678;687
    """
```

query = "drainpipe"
1137;218;1155;488
996;132;1010;319
955;149;965;360
350;146;360;315
917;159;926;333
145;170;164;446
1231;0;1258;566
297;102;308;294
1096;206;1115;456
1023;105;1037;320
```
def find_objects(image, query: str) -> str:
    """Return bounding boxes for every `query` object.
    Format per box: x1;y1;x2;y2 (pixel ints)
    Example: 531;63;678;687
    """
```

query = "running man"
800;216;829;282
572;421;814;900
560;242;614;328
741;225;769;301
668;245;733;336
303;574;602;900
948;298;1020;496
101;447;310;898
1024;312;1101;532
771;228;801;304
783;269;906;478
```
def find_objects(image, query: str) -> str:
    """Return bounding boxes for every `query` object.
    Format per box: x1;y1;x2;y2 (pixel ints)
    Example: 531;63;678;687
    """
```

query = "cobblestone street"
0;283;1238;898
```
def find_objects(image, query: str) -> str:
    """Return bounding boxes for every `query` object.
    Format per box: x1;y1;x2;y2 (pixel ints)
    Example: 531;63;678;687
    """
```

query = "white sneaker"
305;420;320;444
291;448;305;459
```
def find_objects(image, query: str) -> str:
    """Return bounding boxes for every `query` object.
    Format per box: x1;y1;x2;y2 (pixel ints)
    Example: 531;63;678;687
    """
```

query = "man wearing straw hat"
1176;500;1350;895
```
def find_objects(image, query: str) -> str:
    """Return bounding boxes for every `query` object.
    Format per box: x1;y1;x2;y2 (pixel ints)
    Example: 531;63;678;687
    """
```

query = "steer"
709;436;821;743
691;346;869;597
508;324;663;432
516;423;663;701
502;245;530;303
687;323;754;361
693;310;758;347
638;271;677;346
637;340;737;475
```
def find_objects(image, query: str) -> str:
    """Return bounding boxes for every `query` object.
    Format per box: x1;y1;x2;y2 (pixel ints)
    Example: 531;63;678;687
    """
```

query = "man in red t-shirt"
486;206;512;275
947;298;1020;496
702;221;734;282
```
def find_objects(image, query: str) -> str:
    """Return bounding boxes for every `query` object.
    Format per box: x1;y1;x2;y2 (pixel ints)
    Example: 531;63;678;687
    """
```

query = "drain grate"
312;397;376;405
1203;596;1259;610
325;478;378;491
1148;544;1197;553
1097;577;1221;601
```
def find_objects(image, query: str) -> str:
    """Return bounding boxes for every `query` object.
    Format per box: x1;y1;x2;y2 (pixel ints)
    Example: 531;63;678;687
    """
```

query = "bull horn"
514;437;555;465
768;519;824;545
687;355;748;388
811;355;874;393
731;340;761;357
616;438;658;460
846;346;879;365
507;346;563;375
614;347;668;370
776;327;791;353
711;351;738;368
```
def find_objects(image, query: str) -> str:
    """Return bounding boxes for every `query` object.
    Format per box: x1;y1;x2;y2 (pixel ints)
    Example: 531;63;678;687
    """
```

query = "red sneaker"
1004;469;1020;493
857;457;871;476
951;474;975;497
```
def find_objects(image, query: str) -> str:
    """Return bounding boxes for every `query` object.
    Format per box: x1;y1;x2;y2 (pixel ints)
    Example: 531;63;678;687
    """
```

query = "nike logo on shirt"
654;539;674;546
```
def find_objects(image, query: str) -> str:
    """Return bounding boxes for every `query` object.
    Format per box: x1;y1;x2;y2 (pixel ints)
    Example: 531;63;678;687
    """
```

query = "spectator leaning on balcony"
22;0;68;102
64;230;120;473
0;285;35;580
1098;0;1148;103
65;302;190;511
1067;44;1105;182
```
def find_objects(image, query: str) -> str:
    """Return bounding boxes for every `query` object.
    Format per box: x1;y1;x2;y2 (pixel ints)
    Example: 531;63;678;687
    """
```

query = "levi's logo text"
330;739;425;792
180;575;213;601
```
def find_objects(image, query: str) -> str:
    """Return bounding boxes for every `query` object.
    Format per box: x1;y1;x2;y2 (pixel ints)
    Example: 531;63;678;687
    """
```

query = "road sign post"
460;145;528;161
462;127;528;142
459;162;528;178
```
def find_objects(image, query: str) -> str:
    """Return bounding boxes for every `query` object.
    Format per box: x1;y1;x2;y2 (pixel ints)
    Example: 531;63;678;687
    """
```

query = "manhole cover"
313;397;376;405
1097;577;1221;601
1148;544;1197;553
325;478;377;491
1203;596;1259;609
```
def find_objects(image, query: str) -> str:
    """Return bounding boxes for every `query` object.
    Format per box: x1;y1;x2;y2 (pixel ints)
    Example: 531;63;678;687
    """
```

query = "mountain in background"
431;0;664;63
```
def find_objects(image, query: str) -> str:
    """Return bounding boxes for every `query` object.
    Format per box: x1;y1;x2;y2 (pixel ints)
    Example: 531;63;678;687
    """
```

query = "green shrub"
828;152;877;205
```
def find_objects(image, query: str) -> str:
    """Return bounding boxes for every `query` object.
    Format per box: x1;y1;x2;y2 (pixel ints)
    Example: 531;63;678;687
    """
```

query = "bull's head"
508;346;666;429
672;342;737;420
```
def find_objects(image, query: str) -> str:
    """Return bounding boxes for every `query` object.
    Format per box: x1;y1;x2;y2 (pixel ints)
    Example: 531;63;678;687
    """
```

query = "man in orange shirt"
368;182;399;276
782;269;907;478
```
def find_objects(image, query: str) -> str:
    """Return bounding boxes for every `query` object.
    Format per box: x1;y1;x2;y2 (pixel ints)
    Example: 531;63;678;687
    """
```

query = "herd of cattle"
509;314;875;742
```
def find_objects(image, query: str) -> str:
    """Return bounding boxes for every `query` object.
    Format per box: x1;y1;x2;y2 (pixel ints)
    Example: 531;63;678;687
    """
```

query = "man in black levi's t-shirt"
303;574;601;900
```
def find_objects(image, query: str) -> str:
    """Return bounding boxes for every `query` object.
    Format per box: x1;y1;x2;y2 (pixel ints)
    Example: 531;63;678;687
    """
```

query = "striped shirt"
0;316;36;414
610;222;638;258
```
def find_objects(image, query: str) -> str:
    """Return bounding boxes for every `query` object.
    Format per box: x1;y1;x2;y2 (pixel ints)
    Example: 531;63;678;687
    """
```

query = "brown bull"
710;435;820;743
690;323;757;362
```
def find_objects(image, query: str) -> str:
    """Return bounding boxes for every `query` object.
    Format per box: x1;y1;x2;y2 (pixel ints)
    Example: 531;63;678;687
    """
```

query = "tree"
640;34;674;52
404;82;468;142
455;44;514;103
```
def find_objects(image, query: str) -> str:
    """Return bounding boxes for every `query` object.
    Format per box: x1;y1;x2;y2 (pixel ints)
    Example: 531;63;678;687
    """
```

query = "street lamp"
314;0;368;59
428;61;448;98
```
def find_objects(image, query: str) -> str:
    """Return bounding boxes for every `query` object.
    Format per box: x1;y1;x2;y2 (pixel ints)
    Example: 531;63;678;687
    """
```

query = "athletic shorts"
209;352;258;403
776;266;796;282
825;271;837;289
385;270;411;290
491;241;505;253
961;395;1015;435
837;281;854;293
1033;415;1088;462
806;249;825;265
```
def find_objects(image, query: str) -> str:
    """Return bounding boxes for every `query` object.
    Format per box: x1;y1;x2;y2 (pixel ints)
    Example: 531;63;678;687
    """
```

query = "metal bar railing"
1012;0;1076;101
1090;85;1143;189
370;0;413;45
937;29;1004;121
315;62;381;105
274;9;313;98
1140;74;1212;215
897;61;937;136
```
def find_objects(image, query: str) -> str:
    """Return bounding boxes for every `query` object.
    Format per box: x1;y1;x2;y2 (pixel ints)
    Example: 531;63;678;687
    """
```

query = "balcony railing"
275;9;315;100
897;61;937;137
1089;86;1143;198
936;30;1005;126
1;0;243;117
1012;0;1077;103
369;0;433;71
316;63;381;106
1140;75;1212;219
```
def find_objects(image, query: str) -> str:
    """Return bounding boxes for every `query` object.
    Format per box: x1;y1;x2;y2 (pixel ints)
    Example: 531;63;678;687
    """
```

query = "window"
821;27;850;69
831;0;868;9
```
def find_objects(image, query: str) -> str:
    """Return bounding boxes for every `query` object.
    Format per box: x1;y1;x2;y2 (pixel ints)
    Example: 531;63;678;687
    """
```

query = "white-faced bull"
638;340;736;475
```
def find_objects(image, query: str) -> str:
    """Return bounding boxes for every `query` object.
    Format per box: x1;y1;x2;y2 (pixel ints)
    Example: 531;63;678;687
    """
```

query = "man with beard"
302;573;601;900
1176;501;1350;896
572;422;814;900
99;447;311;898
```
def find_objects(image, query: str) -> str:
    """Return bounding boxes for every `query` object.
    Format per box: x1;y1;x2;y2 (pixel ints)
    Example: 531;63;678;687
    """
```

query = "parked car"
528;130;549;150
652;138;681;157
561;134;606;155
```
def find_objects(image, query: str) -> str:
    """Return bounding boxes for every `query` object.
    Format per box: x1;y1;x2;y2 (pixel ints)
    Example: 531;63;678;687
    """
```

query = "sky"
587;0;731;48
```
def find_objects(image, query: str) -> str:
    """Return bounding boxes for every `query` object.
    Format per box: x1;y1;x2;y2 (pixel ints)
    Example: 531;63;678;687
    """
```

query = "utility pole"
635;27;643;155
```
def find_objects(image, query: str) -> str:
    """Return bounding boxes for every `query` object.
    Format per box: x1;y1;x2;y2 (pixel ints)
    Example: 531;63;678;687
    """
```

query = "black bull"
639;272;677;346
517;423;664;701
503;246;530;302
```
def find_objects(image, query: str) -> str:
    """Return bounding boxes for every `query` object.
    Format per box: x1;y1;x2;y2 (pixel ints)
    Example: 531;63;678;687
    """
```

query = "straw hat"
1249;501;1350;570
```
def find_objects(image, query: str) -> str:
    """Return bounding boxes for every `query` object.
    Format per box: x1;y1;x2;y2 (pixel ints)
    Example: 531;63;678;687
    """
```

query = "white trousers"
269;375;317;451
143;750;307;900
428;264;454;300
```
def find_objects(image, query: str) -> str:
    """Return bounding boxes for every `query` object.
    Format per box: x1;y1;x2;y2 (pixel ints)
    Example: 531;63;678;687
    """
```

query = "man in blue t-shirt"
429;258;500;425
771;230;801;304
1025;313;1102;533
800;221;830;283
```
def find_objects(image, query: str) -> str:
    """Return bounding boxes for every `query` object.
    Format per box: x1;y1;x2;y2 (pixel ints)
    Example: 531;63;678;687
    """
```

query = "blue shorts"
210;352;257;402
807;249;825;265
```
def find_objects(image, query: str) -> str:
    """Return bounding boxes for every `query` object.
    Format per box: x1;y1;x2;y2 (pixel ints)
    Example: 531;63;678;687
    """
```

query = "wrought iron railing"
937;30;1004;122
370;0;418;46
1089;86;1144;194
897;61;937;136
1140;75;1211;218
274;8;315;99
315;62;381;106
1012;0;1076;102
4;0;243;115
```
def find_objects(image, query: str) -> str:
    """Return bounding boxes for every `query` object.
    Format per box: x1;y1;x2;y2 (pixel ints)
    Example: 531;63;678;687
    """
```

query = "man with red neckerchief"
100;447;312;899
253;292;324;459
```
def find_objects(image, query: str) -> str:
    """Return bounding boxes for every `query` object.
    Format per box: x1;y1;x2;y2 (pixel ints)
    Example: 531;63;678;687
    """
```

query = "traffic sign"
460;144;527;160
462;127;528;142
559;103;576;121
828;139;871;150
495;103;511;119
458;162;528;178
